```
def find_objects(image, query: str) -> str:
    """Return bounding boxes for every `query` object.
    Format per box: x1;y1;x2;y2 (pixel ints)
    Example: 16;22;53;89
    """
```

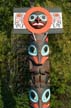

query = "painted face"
15;13;23;28
28;33;49;65
29;88;50;108
29;12;47;29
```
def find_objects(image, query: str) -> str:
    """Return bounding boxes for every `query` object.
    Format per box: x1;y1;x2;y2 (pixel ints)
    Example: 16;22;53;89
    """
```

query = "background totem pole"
13;0;63;108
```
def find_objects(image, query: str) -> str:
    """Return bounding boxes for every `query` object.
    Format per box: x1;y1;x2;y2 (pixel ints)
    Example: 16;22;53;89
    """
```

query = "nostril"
35;17;41;22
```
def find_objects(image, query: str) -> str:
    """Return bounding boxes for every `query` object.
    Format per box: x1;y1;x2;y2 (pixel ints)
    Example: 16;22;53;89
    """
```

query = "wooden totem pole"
13;0;63;108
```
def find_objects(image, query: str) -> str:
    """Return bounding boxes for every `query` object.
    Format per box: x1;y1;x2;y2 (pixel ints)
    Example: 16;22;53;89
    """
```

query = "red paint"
31;102;50;108
41;56;48;64
45;37;48;42
43;102;50;108
34;103;38;108
23;7;52;34
32;56;48;64
32;56;39;64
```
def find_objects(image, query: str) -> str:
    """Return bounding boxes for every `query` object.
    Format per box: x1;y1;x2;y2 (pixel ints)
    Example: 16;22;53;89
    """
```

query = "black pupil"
31;16;34;19
42;15;45;19
46;92;49;98
44;46;48;52
30;47;34;53
31;92;35;99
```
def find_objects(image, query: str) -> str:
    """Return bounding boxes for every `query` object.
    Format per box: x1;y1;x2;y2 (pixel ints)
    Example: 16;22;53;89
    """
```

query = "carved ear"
43;32;48;42
29;34;36;41
45;36;48;42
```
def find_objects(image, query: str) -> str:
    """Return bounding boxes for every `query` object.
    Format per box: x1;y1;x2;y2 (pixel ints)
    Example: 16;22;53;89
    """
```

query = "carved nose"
38;54;42;64
39;101;42;108
35;17;41;22
32;56;48;65
32;54;42;65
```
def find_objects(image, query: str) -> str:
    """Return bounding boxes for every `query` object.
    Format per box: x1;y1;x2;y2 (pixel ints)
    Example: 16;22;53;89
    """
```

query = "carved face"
29;88;50;108
28;34;49;65
29;12;47;29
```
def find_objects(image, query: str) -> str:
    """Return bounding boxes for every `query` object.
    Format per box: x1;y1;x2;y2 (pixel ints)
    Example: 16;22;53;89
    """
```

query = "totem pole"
13;1;63;108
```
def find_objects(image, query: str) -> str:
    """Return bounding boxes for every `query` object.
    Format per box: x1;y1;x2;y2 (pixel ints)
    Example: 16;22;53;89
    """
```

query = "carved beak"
32;56;48;65
31;102;50;108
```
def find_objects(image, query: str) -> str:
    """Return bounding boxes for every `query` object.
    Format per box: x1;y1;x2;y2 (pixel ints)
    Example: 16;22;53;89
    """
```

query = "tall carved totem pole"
13;0;63;108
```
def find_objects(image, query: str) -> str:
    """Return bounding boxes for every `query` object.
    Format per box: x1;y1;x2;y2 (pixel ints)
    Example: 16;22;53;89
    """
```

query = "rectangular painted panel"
13;8;63;34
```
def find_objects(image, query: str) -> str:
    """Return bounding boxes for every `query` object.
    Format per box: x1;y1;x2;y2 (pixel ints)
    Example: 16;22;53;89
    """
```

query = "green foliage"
15;93;29;108
0;81;3;108
0;0;71;108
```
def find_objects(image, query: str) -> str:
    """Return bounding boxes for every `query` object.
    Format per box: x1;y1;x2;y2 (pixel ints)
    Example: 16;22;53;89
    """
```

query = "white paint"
13;12;63;30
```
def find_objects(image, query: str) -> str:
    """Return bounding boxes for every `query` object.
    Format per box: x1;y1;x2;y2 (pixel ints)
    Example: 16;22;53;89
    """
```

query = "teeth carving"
33;23;44;26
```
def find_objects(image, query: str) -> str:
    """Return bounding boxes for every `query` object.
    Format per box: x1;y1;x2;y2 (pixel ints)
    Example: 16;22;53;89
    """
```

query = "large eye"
42;89;50;103
39;14;47;21
29;14;37;22
41;45;49;56
29;90;38;103
28;45;37;56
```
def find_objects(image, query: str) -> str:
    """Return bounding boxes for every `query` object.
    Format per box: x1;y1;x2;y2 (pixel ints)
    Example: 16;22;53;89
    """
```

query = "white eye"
39;14;47;21
29;89;38;103
29;14;37;22
42;89;50;103
28;45;37;56
41;45;49;56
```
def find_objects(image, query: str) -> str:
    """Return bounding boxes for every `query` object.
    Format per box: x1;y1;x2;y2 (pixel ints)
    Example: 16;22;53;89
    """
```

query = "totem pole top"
13;7;63;34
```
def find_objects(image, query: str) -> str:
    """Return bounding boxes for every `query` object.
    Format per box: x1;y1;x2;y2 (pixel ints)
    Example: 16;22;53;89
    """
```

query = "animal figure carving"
13;1;63;107
28;33;50;108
